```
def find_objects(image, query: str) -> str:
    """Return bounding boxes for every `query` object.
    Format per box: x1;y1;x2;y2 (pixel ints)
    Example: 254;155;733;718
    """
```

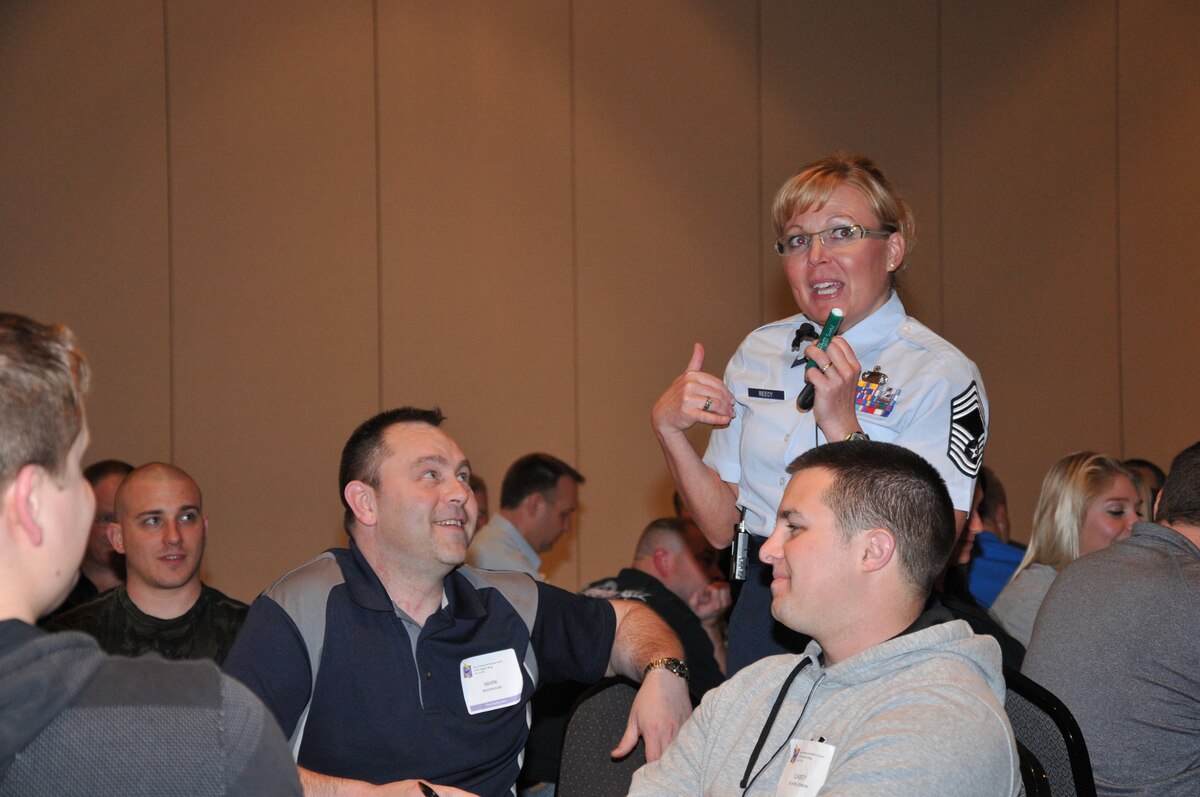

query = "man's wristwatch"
644;657;690;682
844;431;870;441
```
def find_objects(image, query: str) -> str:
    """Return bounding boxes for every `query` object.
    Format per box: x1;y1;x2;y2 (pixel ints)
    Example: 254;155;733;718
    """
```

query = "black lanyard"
738;656;824;793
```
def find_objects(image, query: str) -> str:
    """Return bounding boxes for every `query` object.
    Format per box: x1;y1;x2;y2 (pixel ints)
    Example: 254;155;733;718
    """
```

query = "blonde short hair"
1013;451;1134;576
772;153;916;276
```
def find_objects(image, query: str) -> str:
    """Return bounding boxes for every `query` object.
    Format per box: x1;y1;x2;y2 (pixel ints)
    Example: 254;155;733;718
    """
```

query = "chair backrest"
556;677;644;797
1016;739;1052;797
1004;667;1097;797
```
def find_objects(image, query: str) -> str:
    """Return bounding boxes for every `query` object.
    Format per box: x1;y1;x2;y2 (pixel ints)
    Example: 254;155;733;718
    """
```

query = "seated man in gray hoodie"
629;440;1021;796
0;313;300;796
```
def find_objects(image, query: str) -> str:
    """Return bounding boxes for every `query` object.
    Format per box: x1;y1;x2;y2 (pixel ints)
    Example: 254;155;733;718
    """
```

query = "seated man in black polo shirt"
225;407;693;797
585;517;729;695
46;462;248;664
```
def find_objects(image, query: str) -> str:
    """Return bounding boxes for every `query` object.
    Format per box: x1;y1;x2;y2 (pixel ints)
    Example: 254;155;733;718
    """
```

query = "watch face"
647;657;689;681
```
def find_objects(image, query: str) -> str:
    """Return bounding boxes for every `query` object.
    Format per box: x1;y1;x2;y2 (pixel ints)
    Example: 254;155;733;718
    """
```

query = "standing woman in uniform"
652;154;989;674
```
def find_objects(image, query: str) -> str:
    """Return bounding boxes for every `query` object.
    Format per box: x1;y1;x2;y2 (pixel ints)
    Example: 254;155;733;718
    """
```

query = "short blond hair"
772;153;916;276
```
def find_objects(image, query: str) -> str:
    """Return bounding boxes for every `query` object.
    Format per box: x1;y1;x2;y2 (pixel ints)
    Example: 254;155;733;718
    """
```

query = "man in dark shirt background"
584;517;728;694
521;517;729;792
44;459;132;617
46;461;247;663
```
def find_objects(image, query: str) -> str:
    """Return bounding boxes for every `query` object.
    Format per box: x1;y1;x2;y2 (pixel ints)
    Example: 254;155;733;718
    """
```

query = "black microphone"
797;384;815;411
791;323;818;352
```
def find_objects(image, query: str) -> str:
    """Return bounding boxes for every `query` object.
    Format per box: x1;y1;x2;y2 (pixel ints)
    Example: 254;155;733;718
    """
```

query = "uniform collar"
838;290;906;357
779;291;906;358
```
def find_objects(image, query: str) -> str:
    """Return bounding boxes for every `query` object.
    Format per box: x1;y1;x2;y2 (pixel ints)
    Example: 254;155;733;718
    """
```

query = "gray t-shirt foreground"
1024;521;1200;796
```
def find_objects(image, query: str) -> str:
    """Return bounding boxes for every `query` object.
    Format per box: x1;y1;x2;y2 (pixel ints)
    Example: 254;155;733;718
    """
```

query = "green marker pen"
797;307;844;411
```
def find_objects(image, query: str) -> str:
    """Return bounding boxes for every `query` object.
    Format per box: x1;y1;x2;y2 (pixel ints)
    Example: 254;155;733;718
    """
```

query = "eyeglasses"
774;224;896;256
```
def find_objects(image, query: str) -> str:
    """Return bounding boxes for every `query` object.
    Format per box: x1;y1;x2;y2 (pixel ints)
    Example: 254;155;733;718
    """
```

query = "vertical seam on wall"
568;0;581;586
936;0;944;333
373;0;384;411
1113;0;1124;455
162;0;176;462
756;0;764;323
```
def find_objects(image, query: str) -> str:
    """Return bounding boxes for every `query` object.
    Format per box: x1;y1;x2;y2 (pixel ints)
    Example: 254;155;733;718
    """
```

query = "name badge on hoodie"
776;738;835;795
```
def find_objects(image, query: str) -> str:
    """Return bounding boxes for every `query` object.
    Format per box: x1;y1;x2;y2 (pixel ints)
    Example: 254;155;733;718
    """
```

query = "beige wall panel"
1118;1;1200;469
942;3;1118;539
167;1;379;601
761;1;942;328
376;2;579;584
0;1;171;466
14;0;1195;600
573;1;761;589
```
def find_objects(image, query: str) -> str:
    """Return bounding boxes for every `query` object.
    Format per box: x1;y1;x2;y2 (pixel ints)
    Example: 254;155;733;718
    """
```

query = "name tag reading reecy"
776;738;835;796
460;648;523;715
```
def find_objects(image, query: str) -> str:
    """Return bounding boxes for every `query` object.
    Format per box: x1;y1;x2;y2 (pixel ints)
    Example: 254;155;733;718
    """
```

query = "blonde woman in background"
990;452;1140;646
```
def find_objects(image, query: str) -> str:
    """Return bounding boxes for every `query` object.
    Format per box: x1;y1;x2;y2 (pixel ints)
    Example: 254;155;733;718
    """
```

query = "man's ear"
860;528;896;574
10;464;46;546
344;481;378;528
107;522;125;554
515;491;546;524
651;547;672;579
994;504;1010;534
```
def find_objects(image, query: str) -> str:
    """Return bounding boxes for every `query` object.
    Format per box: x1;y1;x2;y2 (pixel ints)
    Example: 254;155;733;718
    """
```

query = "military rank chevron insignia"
948;381;986;477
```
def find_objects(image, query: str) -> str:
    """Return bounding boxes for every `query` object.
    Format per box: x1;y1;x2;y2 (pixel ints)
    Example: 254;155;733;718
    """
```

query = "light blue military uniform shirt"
704;291;988;537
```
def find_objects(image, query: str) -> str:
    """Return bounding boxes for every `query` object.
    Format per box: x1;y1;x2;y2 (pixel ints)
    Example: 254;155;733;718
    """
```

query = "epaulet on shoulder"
894;316;973;362
262;550;343;602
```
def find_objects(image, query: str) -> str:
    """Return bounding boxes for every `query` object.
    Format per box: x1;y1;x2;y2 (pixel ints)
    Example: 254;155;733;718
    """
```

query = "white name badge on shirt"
460;648;523;715
776;738;835;796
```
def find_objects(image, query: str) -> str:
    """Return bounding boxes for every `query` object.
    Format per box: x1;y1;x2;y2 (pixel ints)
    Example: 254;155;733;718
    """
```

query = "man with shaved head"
0;313;300;794
46;462;248;663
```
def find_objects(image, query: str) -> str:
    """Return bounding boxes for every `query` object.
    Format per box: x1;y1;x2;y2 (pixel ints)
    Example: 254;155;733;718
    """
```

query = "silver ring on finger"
702;396;714;412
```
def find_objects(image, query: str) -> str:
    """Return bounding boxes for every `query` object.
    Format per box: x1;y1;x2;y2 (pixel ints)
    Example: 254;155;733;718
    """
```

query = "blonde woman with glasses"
651;154;989;673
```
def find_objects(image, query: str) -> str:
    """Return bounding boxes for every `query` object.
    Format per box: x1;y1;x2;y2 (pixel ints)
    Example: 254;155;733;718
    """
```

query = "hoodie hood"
0;620;105;763
803;615;1007;704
